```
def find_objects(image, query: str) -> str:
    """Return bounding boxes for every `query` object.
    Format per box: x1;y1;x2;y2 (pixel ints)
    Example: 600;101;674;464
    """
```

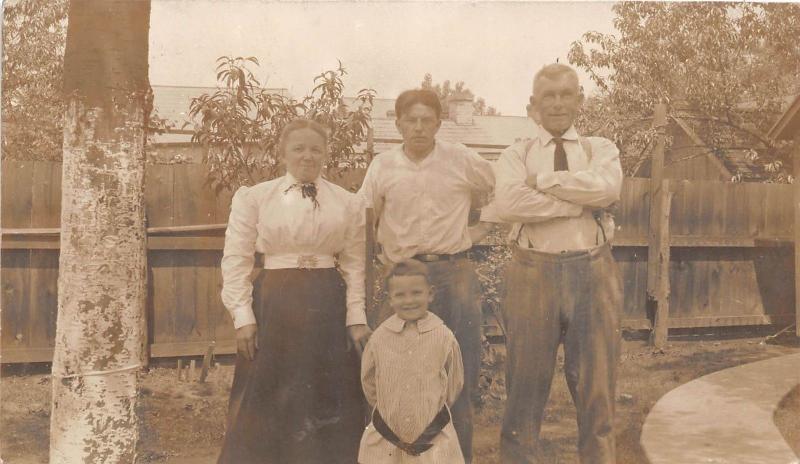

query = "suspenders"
514;136;611;247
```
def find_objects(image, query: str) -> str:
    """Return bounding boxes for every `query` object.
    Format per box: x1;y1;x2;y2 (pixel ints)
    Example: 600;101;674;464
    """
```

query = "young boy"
358;259;465;463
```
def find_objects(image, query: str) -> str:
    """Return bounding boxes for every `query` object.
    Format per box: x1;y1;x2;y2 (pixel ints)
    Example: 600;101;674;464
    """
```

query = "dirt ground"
2;331;798;464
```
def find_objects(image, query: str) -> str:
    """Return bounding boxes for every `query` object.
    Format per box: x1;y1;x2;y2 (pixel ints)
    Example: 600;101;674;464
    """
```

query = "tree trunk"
50;1;151;462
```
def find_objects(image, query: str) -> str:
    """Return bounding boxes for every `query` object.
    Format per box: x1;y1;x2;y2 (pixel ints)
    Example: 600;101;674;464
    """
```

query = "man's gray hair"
533;63;580;92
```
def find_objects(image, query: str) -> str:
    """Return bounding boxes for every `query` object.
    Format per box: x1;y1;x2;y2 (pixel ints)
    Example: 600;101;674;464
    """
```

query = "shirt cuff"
230;305;257;329
479;202;501;223
346;305;368;327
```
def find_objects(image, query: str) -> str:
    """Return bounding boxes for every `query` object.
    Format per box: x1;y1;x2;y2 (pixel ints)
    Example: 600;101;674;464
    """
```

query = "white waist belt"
264;254;336;269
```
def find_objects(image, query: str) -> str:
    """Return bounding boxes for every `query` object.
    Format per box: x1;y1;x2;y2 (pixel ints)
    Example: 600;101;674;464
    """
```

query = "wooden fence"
1;159;796;362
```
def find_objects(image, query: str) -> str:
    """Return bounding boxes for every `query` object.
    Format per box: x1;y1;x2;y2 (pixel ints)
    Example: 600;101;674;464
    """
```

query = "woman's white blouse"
221;174;366;329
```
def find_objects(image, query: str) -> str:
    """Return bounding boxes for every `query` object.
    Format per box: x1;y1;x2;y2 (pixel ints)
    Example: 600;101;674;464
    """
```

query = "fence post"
652;181;673;347
647;103;671;348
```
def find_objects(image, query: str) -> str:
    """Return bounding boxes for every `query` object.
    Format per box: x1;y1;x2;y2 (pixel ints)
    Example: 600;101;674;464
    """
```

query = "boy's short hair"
386;259;431;286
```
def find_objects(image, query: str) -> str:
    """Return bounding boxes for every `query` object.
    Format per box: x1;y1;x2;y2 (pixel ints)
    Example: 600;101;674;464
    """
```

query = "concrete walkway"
641;352;800;464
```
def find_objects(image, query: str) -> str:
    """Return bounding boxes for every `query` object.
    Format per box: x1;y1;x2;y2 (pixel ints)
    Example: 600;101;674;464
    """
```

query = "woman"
218;118;371;463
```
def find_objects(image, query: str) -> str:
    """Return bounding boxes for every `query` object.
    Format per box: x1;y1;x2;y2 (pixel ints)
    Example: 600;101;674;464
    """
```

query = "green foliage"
189;57;376;191
421;73;500;116
569;2;800;181
472;236;513;407
2;0;68;161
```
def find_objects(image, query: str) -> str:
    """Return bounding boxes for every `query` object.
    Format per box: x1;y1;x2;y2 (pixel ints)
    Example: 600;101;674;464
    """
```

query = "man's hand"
525;173;539;190
347;324;373;356
468;221;494;244
236;323;258;361
378;256;396;280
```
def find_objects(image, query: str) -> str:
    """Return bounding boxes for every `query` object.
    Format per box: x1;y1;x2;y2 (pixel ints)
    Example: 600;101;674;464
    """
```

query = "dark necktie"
553;137;568;172
284;182;320;209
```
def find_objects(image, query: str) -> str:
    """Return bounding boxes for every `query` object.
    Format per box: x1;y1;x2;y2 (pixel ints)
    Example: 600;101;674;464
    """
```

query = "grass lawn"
2;332;798;464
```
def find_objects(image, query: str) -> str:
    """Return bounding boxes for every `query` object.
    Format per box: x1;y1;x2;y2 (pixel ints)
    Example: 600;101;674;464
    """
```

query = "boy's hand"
236;323;258;361
347;324;373;356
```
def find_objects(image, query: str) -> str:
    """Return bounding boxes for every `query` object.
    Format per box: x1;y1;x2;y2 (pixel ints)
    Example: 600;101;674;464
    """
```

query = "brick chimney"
447;92;474;125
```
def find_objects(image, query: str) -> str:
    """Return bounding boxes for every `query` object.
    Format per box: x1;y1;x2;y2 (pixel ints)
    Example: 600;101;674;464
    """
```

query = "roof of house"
635;115;771;181
768;93;800;141
150;86;537;158
366;115;536;159
150;84;289;134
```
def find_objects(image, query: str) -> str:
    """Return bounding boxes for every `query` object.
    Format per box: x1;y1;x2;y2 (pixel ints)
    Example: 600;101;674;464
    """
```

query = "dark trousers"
500;245;622;464
372;257;481;463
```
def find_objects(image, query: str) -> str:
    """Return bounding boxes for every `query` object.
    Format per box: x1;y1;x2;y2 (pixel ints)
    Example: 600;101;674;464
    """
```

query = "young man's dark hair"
394;89;442;120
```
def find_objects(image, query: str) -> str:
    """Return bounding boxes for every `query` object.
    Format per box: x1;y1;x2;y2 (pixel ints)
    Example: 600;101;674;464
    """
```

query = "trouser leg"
500;256;561;464
563;249;622;464
428;259;481;463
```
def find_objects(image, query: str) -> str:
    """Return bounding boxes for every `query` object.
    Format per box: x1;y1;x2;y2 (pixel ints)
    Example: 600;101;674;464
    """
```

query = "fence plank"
3;157;799;361
669;250;694;318
765;183;793;238
146;163;176;344
2;161;34;353
28;162;61;349
678;180;693;237
2;160;34;227
173;164;216;344
794;140;800;336
1;251;31;353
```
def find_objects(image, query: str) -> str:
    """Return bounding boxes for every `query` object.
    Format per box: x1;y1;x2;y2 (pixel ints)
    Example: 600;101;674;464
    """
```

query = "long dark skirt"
217;268;364;464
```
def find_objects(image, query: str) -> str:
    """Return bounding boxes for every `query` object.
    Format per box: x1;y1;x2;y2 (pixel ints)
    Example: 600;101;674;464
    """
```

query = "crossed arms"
491;137;622;223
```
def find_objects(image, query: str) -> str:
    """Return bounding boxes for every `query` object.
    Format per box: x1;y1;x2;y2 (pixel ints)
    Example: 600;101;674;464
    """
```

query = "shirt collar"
382;312;443;334
282;172;322;189
397;140;439;167
538;124;579;146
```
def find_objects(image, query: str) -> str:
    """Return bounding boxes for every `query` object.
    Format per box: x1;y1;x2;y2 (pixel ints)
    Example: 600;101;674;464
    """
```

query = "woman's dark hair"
278;118;329;156
395;89;442;120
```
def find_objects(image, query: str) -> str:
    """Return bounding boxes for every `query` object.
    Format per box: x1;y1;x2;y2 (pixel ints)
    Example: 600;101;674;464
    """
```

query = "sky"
149;1;618;117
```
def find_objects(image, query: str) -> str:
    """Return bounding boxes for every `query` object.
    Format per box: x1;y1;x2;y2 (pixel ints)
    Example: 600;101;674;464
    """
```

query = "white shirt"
359;140;494;263
220;174;366;329
359;313;464;464
490;125;622;252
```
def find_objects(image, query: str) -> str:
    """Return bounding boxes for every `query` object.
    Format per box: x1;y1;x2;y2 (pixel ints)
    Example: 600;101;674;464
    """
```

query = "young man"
359;259;464;463
493;63;624;464
359;89;494;463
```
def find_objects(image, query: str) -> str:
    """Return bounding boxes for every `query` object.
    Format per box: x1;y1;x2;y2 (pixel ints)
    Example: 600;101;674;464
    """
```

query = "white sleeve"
337;193;367;326
536;137;622;207
493;143;584;223
220;186;259;329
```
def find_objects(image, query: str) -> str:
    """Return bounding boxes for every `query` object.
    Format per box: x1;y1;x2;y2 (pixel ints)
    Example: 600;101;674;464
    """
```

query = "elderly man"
359;88;495;463
493;63;623;463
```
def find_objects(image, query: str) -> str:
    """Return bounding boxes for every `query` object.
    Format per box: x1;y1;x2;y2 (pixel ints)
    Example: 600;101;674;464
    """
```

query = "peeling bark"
51;1;150;462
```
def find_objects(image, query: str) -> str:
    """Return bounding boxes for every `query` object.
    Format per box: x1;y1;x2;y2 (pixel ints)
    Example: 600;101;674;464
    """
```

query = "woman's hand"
347;324;373;357
236;323;258;361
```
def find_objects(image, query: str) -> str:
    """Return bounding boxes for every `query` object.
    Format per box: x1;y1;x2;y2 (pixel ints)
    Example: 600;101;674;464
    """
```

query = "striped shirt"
358;313;465;464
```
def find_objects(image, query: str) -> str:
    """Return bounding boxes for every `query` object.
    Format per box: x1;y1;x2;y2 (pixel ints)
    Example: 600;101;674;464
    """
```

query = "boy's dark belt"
372;406;450;456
